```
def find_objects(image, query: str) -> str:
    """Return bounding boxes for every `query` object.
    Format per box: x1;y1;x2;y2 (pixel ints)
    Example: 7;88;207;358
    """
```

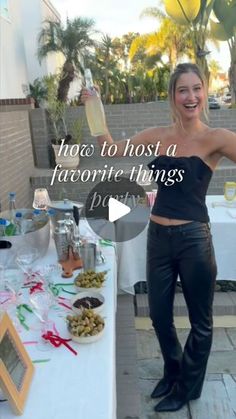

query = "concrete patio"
116;293;236;419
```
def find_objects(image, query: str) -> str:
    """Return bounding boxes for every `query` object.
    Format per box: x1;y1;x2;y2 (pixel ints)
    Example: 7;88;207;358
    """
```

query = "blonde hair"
168;63;209;127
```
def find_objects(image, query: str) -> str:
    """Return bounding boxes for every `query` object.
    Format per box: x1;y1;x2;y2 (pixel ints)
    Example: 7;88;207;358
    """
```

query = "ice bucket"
0;209;50;267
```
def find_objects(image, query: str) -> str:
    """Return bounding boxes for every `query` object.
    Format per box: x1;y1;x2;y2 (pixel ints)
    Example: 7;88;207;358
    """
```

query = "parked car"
223;93;232;103
208;97;220;109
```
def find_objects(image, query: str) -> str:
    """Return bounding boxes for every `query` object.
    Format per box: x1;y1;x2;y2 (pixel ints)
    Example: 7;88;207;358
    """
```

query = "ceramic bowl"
69;326;105;344
71;291;105;315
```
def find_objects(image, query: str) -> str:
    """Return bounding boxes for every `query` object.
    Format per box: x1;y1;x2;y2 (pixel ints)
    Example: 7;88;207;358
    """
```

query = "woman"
81;63;236;412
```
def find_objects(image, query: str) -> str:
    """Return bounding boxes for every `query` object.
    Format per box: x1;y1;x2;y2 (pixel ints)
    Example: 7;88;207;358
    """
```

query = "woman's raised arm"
80;87;163;157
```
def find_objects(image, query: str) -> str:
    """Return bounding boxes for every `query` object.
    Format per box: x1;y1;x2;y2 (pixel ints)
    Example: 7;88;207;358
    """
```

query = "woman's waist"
150;214;193;226
148;218;210;233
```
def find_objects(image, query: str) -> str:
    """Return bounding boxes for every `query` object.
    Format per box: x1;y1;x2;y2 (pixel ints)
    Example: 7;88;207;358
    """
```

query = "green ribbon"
33;359;51;364
99;239;114;247
16;305;30;330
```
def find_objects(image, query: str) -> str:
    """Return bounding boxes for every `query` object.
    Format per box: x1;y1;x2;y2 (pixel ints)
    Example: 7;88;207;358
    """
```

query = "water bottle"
84;68;107;136
0;219;7;236
33;209;46;230
15;212;23;235
8;192;16;222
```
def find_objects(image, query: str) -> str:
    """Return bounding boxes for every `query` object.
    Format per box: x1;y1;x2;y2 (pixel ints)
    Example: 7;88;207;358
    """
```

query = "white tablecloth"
116;195;236;294
0;222;117;419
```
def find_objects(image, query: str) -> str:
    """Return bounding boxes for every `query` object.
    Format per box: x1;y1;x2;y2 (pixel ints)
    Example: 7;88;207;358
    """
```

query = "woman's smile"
174;72;205;118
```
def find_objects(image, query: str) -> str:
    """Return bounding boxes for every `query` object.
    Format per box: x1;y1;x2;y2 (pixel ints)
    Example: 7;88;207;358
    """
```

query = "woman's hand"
80;85;100;104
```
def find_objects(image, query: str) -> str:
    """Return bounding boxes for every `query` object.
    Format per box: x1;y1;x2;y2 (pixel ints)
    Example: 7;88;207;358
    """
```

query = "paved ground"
136;326;236;419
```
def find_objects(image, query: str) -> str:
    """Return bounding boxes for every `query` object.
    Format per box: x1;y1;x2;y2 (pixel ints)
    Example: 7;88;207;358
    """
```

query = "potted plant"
45;75;84;169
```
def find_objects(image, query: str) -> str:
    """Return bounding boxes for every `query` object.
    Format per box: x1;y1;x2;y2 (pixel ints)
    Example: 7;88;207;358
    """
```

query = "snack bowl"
71;291;105;315
66;309;105;344
74;270;107;291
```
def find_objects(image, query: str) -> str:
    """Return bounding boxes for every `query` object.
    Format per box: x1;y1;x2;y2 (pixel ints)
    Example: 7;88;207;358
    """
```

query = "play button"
82;176;149;242
108;197;131;222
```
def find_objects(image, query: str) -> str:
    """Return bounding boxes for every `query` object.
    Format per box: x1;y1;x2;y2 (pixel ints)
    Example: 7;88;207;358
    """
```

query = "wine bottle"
84;68;107;136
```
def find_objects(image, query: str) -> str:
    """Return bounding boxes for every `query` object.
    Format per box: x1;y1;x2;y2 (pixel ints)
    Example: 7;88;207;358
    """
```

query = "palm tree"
210;0;236;104
129;3;194;71
37;17;97;102
130;18;193;71
162;0;221;82
96;35;115;104
208;59;222;92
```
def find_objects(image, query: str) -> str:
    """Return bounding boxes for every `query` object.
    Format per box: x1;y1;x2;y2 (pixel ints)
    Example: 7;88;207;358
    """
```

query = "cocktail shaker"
54;220;69;261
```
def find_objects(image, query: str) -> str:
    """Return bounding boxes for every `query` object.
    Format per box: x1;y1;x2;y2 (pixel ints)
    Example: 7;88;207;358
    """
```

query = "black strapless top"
147;155;213;222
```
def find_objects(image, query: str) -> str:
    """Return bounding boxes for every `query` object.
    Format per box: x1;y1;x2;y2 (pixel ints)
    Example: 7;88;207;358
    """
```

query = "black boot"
154;383;201;412
150;377;176;399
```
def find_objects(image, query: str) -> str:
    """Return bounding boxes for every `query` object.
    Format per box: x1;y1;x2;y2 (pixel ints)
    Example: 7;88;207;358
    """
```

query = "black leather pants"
146;220;217;399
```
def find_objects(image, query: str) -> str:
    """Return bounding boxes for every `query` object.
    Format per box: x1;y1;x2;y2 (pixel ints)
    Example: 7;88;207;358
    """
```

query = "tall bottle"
8;192;16;222
84;68;107;136
15;212;23;235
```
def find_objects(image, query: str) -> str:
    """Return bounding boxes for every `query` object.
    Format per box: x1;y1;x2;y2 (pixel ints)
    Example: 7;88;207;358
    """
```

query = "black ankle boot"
151;377;176;399
154;382;202;412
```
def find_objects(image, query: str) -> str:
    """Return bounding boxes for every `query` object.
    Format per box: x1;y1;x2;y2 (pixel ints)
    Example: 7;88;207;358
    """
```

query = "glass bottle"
0;219;7;236
8;192;16;222
15;212;23;235
84;68;107;136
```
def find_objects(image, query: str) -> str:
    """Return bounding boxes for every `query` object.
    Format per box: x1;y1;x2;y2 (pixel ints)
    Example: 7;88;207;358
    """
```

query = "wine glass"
38;263;62;299
0;263;5;292
4;268;25;304
16;247;39;283
4;268;25;332
30;290;54;351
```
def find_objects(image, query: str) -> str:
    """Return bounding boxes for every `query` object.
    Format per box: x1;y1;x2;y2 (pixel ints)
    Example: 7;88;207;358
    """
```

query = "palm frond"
140;7;166;20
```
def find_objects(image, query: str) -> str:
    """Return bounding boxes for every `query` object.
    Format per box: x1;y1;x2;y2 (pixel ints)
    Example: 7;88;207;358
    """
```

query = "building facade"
0;0;64;100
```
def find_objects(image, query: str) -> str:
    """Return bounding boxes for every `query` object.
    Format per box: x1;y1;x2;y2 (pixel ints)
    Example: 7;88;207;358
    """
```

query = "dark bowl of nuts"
71;291;105;315
66;309;105;343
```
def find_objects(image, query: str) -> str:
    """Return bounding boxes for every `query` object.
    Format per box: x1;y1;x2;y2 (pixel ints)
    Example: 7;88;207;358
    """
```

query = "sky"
52;0;230;72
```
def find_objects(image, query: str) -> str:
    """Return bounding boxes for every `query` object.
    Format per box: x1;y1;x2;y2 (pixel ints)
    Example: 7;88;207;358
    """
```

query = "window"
0;0;10;20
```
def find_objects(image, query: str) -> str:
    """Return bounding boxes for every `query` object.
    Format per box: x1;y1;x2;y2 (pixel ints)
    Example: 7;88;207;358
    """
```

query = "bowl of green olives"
66;309;105;343
74;270;107;290
71;291;105;315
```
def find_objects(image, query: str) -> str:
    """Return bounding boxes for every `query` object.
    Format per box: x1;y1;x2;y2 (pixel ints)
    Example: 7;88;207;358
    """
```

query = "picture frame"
0;312;34;415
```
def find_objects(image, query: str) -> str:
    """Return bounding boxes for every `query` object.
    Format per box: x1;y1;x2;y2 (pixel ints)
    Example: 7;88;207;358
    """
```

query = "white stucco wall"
0;0;28;98
20;0;64;84
0;0;64;99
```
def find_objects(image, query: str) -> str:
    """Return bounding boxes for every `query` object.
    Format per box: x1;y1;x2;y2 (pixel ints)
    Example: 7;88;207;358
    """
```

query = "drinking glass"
224;182;236;202
38;263;61;299
30;290;54;351
4;268;25;331
4;268;25;304
0;264;5;292
16;247;39;282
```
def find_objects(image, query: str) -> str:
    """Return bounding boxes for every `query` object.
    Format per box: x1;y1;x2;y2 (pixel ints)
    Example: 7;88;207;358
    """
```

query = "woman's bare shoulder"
132;125;171;144
206;127;236;163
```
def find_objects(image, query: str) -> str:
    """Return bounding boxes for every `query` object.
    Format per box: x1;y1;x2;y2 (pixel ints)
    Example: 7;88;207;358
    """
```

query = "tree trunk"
104;67;109;104
229;44;236;105
57;61;75;102
196;55;210;85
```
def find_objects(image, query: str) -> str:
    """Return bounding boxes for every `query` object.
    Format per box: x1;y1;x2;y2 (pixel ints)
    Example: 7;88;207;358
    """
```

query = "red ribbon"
29;282;44;294
42;331;77;355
